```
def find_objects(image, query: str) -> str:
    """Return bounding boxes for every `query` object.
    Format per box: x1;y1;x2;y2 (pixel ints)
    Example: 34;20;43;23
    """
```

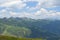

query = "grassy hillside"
0;24;31;38
0;36;43;40
0;17;60;39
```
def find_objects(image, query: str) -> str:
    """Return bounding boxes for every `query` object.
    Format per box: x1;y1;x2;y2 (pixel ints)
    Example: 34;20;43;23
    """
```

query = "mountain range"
0;17;60;39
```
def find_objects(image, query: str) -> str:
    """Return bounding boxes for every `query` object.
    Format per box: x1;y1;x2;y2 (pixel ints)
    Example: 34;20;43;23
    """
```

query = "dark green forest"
0;17;60;40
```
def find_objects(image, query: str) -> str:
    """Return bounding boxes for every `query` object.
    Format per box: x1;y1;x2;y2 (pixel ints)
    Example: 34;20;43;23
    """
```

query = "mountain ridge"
0;17;60;39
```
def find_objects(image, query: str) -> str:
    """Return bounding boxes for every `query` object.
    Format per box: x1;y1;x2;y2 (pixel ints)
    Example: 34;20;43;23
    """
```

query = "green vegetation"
3;26;31;38
0;24;31;38
0;36;44;40
0;17;60;40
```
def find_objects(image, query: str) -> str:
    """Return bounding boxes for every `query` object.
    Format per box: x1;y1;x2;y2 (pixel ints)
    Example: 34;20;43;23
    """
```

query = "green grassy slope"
0;17;60;39
0;36;43;40
0;24;31;38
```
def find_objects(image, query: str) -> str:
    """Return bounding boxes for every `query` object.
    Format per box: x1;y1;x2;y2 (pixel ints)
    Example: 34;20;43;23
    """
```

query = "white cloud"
34;8;48;16
0;1;20;7
0;0;60;8
0;0;20;4
0;0;26;9
0;8;60;20
44;0;60;8
33;8;60;19
0;0;60;20
23;0;59;8
9;12;17;16
0;9;10;18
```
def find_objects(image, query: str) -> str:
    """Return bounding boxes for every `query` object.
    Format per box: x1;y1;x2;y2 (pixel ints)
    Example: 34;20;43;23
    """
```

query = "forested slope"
0;17;60;40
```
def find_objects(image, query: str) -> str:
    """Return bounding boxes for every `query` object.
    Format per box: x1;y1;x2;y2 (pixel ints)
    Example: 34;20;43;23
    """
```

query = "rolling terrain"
0;17;60;40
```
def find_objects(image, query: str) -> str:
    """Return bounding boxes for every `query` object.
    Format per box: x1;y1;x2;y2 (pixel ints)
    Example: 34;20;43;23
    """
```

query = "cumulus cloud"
0;0;60;8
0;0;26;9
0;0;60;20
0;9;10;18
33;8;60;19
44;0;60;8
0;8;60;20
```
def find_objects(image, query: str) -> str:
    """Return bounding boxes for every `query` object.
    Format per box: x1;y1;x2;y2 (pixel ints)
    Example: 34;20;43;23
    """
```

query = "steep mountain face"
0;17;60;39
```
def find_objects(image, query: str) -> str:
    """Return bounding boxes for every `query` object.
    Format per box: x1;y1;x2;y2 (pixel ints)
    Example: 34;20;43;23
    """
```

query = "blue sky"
45;6;60;12
0;0;60;20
